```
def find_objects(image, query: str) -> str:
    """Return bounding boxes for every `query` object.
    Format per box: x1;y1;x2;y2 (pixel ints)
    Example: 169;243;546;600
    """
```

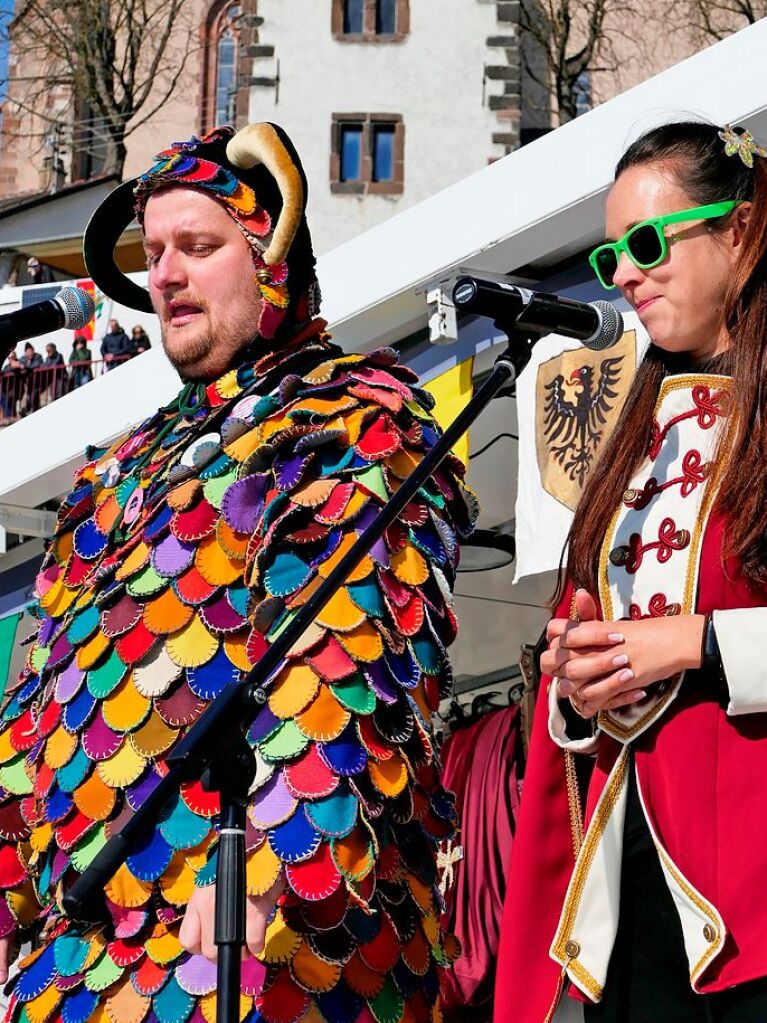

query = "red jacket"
494;510;767;1021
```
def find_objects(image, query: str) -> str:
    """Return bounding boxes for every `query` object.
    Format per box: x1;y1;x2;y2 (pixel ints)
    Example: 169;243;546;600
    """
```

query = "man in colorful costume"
0;122;477;1023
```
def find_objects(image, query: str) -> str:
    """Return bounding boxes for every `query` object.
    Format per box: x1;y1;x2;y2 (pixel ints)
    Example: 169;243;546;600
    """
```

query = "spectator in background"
130;324;151;355
100;318;131;369
19;341;42;414
0;350;22;419
26;256;54;285
69;334;93;389
42;342;66;403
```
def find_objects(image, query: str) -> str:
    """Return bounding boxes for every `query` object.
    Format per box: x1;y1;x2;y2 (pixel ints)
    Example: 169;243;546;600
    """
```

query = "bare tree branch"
1;0;200;178
518;0;632;123
671;0;767;42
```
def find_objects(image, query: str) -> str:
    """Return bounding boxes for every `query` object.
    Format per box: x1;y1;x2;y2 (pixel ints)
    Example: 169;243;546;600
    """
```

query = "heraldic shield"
535;329;637;510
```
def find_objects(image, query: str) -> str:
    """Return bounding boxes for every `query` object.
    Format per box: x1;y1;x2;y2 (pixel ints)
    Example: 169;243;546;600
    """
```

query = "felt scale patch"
283;744;338;800
173;568;217;607
249;770;298;830
332;827;375;883
268;663;320;719
143;590;194;636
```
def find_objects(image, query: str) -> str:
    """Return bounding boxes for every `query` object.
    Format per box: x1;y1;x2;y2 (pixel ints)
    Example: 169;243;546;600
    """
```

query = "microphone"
0;286;96;351
452;276;623;351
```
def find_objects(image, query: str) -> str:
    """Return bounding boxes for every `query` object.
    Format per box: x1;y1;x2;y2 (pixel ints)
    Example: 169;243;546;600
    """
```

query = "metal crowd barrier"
0;355;135;425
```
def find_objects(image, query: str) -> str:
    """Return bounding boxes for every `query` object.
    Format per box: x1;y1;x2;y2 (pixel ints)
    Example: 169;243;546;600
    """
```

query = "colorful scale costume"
0;124;478;1023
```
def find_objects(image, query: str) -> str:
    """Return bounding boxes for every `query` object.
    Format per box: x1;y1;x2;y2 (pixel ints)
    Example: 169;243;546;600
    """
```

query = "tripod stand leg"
216;796;247;1023
206;737;257;1023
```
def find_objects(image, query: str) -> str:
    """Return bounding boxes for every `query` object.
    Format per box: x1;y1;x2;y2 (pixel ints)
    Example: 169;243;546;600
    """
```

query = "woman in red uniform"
494;120;767;1022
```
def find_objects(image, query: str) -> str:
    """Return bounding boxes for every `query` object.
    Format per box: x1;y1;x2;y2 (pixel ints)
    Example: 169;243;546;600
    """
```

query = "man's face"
109;320;118;332
142;187;263;380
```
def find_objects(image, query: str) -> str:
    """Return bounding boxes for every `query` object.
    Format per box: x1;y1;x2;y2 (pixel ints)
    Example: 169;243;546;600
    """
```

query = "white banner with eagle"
513;309;650;582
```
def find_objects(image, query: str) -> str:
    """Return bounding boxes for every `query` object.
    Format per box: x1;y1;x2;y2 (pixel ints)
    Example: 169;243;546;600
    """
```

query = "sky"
0;1;13;95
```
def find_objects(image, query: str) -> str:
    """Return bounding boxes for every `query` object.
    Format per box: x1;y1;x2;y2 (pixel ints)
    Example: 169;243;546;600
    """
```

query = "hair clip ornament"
719;124;767;169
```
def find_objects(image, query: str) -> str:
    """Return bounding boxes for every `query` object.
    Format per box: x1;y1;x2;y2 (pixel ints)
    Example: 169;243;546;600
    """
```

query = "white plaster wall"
251;0;500;253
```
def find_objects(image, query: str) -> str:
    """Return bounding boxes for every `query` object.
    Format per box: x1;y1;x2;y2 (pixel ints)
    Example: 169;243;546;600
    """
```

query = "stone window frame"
331;0;410;43
330;113;405;196
200;0;257;134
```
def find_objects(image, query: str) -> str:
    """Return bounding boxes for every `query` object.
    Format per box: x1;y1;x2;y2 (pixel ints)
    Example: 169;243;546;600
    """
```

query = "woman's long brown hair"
554;121;767;606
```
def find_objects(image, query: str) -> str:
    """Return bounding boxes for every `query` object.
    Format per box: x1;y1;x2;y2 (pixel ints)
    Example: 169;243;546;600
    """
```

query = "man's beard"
160;323;217;376
159;311;260;381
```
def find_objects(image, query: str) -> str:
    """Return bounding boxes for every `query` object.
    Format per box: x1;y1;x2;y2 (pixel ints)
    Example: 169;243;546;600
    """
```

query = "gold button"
565;939;581;959
703;923;717;943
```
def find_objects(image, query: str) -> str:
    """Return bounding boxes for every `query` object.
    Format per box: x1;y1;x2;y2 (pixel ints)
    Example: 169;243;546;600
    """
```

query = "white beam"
0;504;58;537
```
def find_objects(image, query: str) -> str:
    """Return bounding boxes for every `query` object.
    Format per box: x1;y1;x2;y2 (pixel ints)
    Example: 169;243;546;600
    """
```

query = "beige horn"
226;123;305;267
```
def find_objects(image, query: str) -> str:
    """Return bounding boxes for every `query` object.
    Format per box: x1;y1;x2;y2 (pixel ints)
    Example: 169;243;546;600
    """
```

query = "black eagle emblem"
542;356;623;487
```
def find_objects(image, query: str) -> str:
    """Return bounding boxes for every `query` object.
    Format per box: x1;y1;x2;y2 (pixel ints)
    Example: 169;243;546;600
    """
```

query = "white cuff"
713;608;767;716
547;679;600;754
597;674;683;745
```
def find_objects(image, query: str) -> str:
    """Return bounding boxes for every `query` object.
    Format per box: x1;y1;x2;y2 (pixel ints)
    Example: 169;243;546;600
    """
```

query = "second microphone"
452;275;623;351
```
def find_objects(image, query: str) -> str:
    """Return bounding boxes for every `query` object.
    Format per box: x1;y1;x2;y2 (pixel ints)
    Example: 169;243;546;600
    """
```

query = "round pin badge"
123;487;144;525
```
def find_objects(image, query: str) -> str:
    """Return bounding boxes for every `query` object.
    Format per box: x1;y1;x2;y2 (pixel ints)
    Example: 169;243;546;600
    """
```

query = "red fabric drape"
493;583;578;1023
440;705;525;1021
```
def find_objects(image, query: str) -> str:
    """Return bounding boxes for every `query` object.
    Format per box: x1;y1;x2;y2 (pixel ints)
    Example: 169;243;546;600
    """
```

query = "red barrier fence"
0;356;134;425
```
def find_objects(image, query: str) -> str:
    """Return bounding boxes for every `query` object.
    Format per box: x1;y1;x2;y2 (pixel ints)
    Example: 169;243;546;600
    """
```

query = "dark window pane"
575;71;591;117
375;0;397;33
216;30;237;125
340;125;363;181
372;124;395;181
343;0;364;33
76;100;107;178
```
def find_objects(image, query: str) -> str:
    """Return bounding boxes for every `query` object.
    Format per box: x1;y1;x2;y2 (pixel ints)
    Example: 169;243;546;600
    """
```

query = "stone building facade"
0;0;744;260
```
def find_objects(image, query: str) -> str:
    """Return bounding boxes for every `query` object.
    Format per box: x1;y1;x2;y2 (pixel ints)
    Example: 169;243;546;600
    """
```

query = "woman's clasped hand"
541;589;706;717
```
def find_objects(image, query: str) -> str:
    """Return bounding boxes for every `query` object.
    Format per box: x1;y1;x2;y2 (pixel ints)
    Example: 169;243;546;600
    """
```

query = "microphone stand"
63;325;536;1023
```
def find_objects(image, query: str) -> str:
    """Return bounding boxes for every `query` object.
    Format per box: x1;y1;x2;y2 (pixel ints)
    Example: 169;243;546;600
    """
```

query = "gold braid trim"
564;751;584;858
597;374;735;741
564;591;584;856
657;846;725;983
551;747;631;1001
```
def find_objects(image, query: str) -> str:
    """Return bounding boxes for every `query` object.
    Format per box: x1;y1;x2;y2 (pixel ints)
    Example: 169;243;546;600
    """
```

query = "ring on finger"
569;693;588;718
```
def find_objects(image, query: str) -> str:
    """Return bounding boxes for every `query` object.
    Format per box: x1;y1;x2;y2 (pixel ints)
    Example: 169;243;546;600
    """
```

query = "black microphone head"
452;276;479;309
583;300;624;351
53;287;96;330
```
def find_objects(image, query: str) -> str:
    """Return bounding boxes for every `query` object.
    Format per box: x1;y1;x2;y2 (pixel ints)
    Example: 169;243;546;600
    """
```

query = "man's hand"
0;934;11;983
542;589;706;717
179;873;286;961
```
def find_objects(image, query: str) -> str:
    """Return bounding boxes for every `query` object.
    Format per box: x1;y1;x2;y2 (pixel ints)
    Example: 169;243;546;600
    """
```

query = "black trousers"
583;764;767;1023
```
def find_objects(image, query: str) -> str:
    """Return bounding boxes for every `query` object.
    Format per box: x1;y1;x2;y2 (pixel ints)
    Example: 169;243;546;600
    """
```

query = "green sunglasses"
589;200;738;289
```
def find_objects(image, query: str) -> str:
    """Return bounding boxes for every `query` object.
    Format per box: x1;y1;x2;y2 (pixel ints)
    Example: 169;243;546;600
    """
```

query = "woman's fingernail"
618;668;635;683
559;681;574;696
612;654;629;667
632;689;647;701
608;633;624;643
